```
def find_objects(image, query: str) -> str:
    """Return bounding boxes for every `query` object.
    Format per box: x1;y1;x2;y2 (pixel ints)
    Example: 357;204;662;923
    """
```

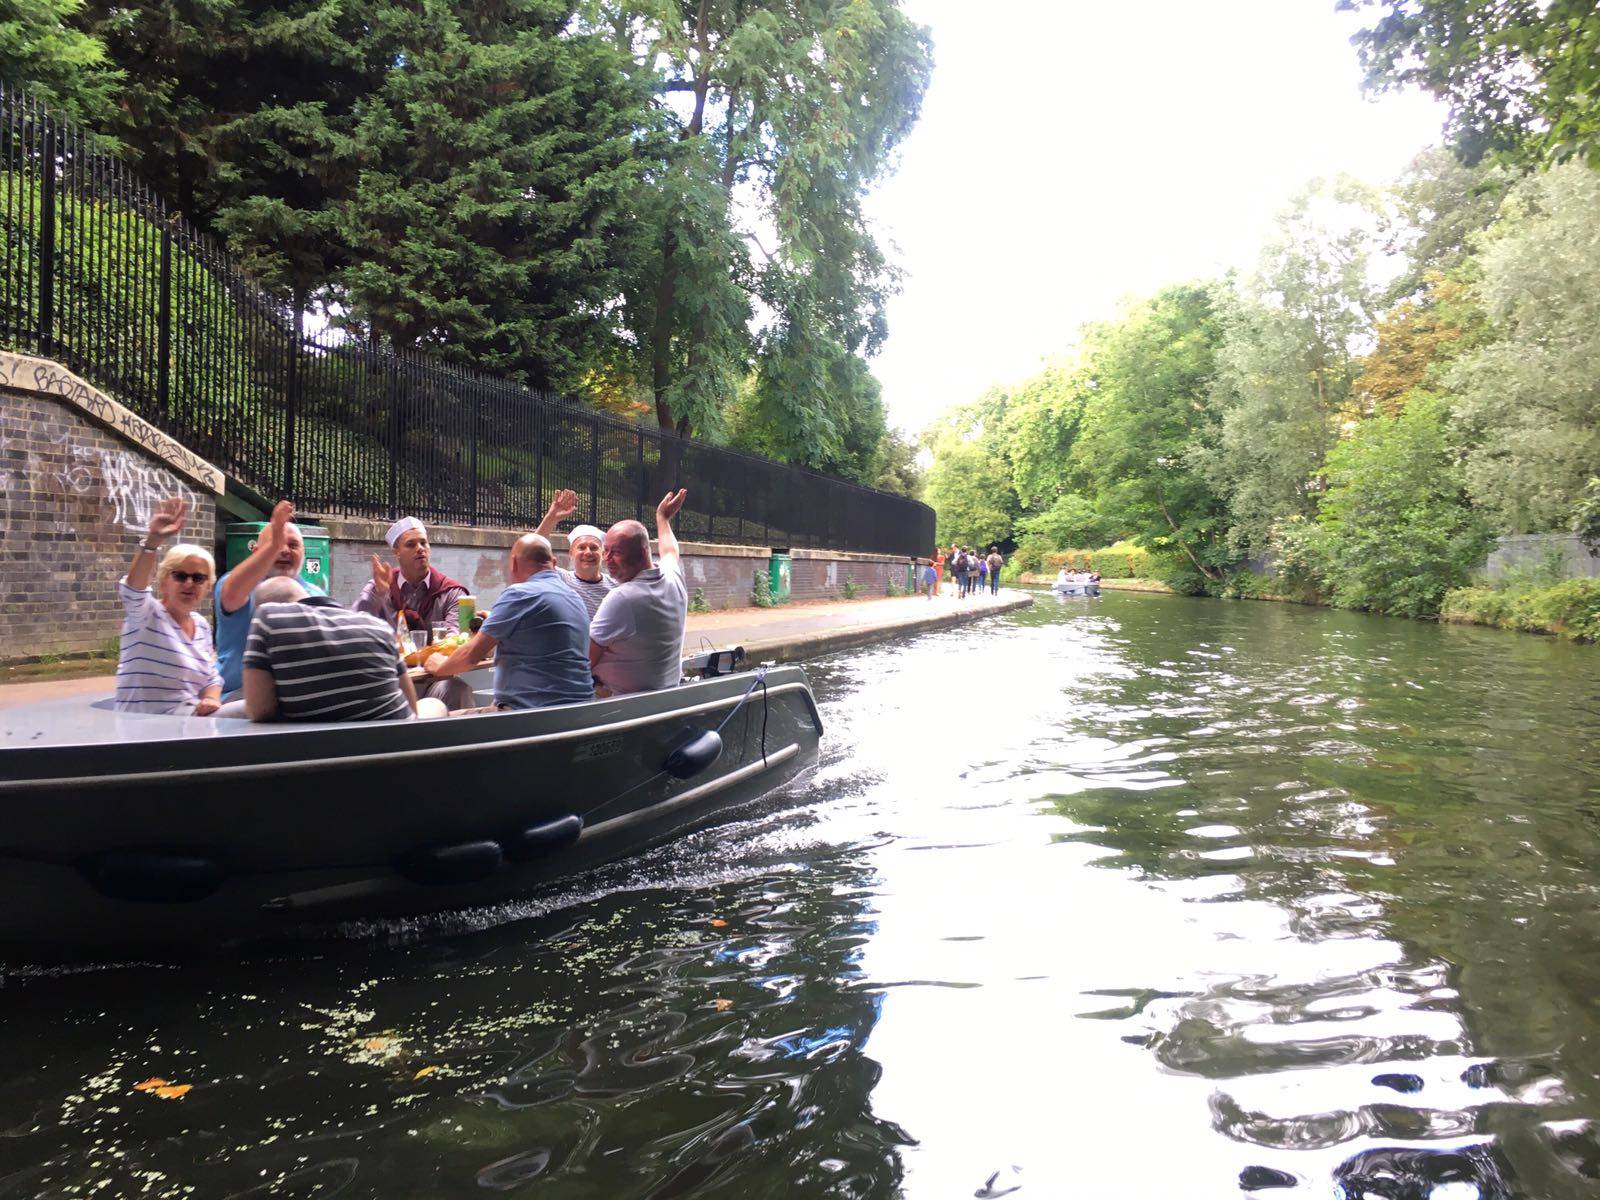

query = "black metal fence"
0;86;934;557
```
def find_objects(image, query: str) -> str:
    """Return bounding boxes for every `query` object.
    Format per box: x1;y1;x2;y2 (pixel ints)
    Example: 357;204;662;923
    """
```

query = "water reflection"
1;592;1599;1197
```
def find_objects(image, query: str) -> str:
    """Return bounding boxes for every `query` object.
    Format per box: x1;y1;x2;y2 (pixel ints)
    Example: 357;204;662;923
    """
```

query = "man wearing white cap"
354;516;470;634
533;488;613;620
354;517;474;711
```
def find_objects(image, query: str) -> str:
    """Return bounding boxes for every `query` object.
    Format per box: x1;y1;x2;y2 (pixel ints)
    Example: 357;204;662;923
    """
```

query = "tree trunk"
1155;483;1221;581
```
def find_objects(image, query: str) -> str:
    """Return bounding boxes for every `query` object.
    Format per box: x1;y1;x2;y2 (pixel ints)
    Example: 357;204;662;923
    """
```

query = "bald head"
602;520;651;584
255;576;308;605
508;532;555;583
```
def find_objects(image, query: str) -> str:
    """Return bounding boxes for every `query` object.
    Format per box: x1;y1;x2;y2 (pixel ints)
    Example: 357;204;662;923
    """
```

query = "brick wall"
1;391;219;657
790;552;912;602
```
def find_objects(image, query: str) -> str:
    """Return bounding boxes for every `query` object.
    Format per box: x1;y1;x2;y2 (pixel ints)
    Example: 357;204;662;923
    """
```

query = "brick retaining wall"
1;390;219;657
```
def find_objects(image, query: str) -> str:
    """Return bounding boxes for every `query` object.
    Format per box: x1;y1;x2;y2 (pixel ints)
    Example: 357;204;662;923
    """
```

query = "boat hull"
0;667;822;954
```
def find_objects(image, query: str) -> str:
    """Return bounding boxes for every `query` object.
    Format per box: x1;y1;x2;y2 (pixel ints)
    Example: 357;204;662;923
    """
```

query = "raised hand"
656;488;687;523
146;496;188;542
370;553;395;593
268;499;296;551
551;488;579;522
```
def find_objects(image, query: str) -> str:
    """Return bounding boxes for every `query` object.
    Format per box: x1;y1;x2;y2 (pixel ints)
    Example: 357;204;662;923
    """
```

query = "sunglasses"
169;570;211;585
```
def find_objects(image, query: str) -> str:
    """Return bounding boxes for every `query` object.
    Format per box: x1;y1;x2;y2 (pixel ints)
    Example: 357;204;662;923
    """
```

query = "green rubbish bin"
907;560;917;594
767;551;792;604
224;521;331;596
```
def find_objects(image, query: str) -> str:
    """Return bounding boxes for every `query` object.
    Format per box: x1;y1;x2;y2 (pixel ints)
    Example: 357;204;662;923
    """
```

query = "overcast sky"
864;0;1450;434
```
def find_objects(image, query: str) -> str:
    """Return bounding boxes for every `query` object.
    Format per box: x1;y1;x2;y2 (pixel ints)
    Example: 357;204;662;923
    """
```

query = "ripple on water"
4;592;1600;1196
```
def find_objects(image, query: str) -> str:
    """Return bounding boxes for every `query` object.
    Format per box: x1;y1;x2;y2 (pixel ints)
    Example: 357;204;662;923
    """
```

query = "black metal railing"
0;86;934;557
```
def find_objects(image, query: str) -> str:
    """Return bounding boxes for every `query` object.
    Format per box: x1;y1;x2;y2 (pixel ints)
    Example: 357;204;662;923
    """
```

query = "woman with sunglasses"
114;496;224;715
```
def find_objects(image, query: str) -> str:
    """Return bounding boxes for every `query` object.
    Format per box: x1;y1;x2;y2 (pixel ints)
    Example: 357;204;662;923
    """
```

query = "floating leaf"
152;1084;192;1100
133;1077;170;1092
363;1037;393;1053
714;998;733;1012
413;1066;438;1079
710;919;728;928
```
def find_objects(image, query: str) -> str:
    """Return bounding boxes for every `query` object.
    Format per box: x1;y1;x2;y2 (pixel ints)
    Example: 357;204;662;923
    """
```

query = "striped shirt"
114;579;224;714
242;597;411;722
556;566;614;621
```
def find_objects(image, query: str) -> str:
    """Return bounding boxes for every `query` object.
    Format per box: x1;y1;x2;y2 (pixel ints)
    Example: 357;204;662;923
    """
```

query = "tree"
999;362;1091;514
924;438;1015;550
1355;275;1478;414
0;0;120;129
1197;178;1389;554
335;0;648;390
871;427;923;499
1076;283;1232;580
1342;0;1600;168
1314;393;1491;618
1448;162;1600;532
81;0;382;305
582;0;933;441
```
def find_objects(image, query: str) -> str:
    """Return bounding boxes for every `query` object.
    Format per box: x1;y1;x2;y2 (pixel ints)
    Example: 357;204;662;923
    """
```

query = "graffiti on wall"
0;430;201;537
0;350;224;494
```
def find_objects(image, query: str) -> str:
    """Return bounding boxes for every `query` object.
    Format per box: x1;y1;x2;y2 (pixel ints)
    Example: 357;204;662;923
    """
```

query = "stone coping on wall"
316;516;917;562
790;547;922;565
0;350;225;494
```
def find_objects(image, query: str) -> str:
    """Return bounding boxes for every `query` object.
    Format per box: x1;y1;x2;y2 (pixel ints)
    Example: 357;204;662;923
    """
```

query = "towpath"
0;590;1030;709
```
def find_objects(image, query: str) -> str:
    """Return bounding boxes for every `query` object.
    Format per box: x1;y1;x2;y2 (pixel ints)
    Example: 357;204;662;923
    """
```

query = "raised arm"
218;500;295;613
534;488;580;539
126;498;187;590
655;488;687;568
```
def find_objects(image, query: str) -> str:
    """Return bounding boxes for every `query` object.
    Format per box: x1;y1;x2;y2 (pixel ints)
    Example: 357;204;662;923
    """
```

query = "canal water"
3;591;1600;1199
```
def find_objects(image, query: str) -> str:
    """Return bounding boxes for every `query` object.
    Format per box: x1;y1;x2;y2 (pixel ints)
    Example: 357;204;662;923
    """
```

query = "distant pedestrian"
987;548;1003;594
920;559;938;598
975;554;988;594
955;548;970;597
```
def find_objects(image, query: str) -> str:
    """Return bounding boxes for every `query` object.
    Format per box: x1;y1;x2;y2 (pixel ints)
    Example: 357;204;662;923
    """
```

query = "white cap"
386;516;426;547
568;524;604;547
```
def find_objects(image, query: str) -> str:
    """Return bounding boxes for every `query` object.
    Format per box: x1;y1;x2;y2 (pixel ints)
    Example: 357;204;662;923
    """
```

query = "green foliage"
584;0;933;451
1015;494;1112;555
1075;283;1231;580
0;0;120;129
1343;0;1600;168
689;588;710;614
1312;394;1493;618
1449;163;1600;534
885;576;903;597
1442;578;1600;641
334;0;648;390
924;436;1017;550
1198;177;1389;554
1573;478;1600;553
871;428;924;499
840;579;860;600
751;570;775;608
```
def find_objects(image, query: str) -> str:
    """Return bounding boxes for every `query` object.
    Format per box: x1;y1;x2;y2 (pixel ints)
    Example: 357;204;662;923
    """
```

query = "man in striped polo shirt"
241;577;432;722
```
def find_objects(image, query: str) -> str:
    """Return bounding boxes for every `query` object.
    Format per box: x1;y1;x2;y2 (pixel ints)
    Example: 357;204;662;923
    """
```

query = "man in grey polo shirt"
588;489;689;695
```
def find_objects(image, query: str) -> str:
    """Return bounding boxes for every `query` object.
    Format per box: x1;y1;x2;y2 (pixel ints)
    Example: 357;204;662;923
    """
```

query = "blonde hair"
156;543;216;588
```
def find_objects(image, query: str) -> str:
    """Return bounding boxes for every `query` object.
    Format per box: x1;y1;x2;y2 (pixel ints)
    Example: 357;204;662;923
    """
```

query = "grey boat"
0;663;822;955
1051;579;1101;597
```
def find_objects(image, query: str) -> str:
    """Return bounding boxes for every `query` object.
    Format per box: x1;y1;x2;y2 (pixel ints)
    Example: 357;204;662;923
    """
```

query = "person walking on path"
920;558;938;598
987;548;1004;595
975;554;988;595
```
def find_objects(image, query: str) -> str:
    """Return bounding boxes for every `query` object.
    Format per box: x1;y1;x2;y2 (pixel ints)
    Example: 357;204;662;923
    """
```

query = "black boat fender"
502;814;584;861
395;839;503;886
81;850;225;903
664;729;723;779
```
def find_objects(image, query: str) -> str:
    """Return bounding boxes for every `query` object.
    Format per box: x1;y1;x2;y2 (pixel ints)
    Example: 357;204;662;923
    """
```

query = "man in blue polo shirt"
423;533;592;710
